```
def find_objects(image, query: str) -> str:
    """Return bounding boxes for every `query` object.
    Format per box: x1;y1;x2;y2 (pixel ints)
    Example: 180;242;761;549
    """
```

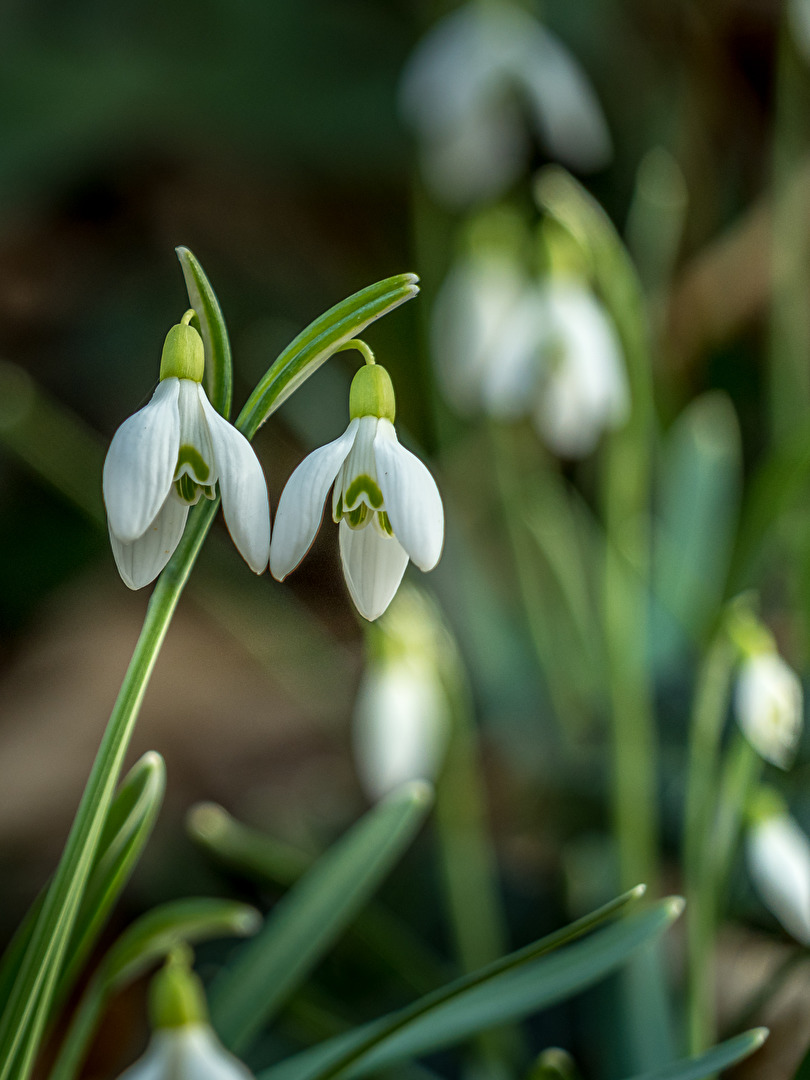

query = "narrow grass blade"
0;753;164;1014
257;889;668;1080
49;898;260;1080
621;1027;768;1080
209;782;433;1053
237;273;419;439
176;247;233;418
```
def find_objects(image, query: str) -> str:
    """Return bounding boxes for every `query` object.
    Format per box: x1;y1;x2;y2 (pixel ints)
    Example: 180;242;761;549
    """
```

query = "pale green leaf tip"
186;801;229;842
665;895;686;921
232;906;263;936
630;883;646;900
137;750;165;773
387;779;434;809
749;1027;769;1048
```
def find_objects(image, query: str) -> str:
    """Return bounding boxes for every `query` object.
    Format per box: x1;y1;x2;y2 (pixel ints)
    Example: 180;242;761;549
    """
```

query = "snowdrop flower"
270;359;443;621
353;587;452;799
118;951;254;1080
746;790;810;944
400;1;611;207
433;258;629;457
735;651;803;770
103;311;270;589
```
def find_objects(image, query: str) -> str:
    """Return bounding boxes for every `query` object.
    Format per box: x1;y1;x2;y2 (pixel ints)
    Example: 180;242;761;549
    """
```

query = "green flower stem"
683;632;735;1054
712;732;762;899
0;497;219;1080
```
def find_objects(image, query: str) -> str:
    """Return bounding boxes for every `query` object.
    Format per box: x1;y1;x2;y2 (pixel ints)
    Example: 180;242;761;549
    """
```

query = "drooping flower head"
399;0;611;208
746;787;810;945
269;350;444;621
433;215;629;458
117;949;254;1080
103;311;270;589
735;651;803;770
353;586;452;800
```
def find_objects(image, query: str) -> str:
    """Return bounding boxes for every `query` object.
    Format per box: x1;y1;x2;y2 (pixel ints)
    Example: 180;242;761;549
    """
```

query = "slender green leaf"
257;890;671;1080
0;753;164;1013
56;752;165;1005
176;246;233;418
621;1027;768;1080
237;273;419;439
653;393;741;664
210;781;434;1052
188;803;448;997
49;898;260;1080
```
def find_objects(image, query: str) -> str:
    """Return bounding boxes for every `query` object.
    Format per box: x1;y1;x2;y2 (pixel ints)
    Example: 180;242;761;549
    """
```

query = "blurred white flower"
747;810;810;944
735;652;803;769
433;258;629;457
400;1;611;207
353;587;452;799
118;1024;255;1080
354;654;450;801
270;365;444;621
103;315;270;589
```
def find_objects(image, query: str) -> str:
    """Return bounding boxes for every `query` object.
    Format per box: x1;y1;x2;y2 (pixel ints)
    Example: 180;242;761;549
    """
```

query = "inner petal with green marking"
343;473;384;511
175;444;210;484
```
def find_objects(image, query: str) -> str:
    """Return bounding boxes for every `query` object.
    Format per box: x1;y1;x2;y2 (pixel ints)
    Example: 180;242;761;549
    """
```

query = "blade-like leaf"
209;781;433;1052
237;273;419;440
48;898;261;1080
257;890;671;1080
621;1027;768;1080
0;753;165;1014
176;247;233;419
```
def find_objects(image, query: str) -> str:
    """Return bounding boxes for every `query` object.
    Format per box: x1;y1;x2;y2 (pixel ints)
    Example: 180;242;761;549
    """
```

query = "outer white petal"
353;658;450;801
108;493;189;590
374;421;444;572
198;388;270;575
735;653;804;769
103;378;180;543
270;419;360;581
118;1024;255;1080
747;815;810;945
516;23;612;171
339;520;409;622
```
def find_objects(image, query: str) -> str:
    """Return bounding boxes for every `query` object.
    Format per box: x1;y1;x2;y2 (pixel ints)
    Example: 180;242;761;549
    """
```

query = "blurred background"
2;0;810;1077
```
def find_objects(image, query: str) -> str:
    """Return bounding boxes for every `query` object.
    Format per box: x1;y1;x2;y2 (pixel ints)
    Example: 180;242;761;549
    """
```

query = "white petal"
108;493;188;590
118;1025;255;1080
103;378;180;543
339;520;409;621
353;658;450;801
374;421;444;571
172;1025;256;1080
177;379;216;483
270;419;360;581
516;23;612;172
735;653;804;769
747;815;810;945
198;388;270;574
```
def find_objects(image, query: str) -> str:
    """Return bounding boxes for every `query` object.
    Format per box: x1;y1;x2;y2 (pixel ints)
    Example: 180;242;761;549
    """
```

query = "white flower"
118;1024;254;1080
433;260;629;457
269;365;443;621
735;652;803;770
353;588;452;799
747;811;810;944
103;317;270;589
399;1;611;207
